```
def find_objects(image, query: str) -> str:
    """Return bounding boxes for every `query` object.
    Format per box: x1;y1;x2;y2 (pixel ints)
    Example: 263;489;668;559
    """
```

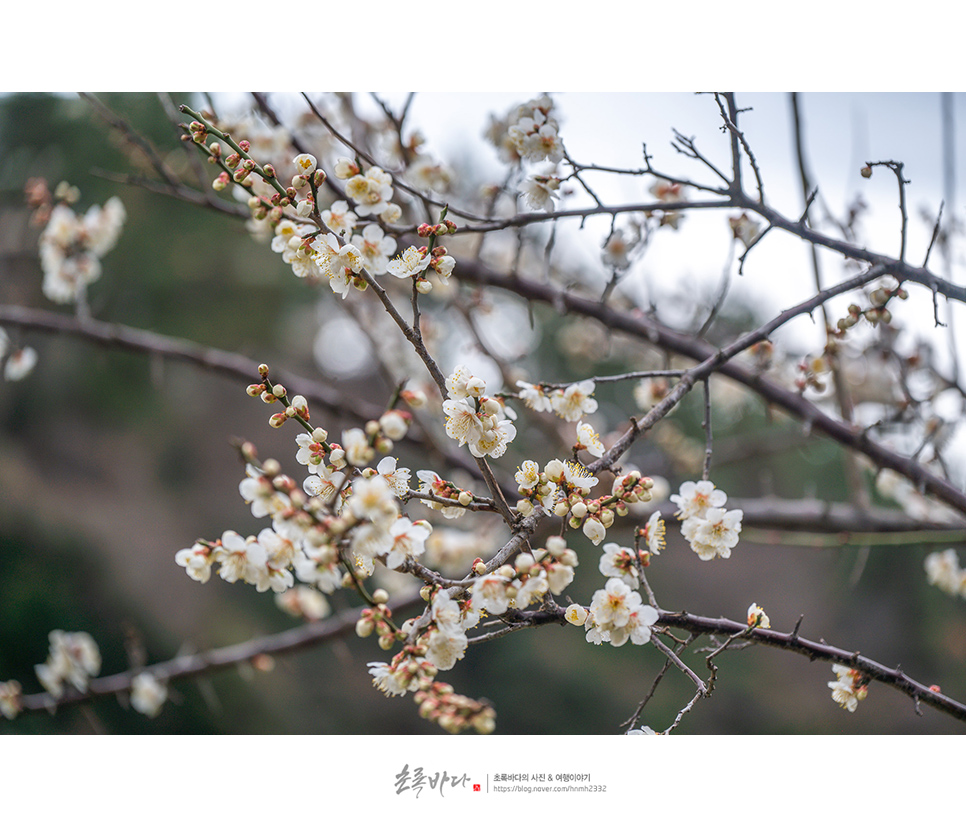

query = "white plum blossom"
565;604;588;626
406;154;454;193
334;157;360;179
175;542;214;584
0;680;22;719
342;427;374;467
215;530;269;585
442;398;484;448
561;460;599;492
576;421;605;458
239;465;291;518
251;528;297;593
39;196;125;304
384;516;431;570
4;347;38;381
747;603;771;629
302;466;344;506
344;166;394;217
387;245;431;279
130;672;167;718
293;153;317;175
587;578;658;647
643;511;666;556
424;627;468;671
582;516;607;546
466;414;517;459
551;380;599;421
671;480;727;520
433;254;456;283
320;200;357;236
34;630;101;698
924;549;966;596
682;507;743;561
517;381;553;412
828;664;868;713
470;572;511;616
602;229;634;270
515;460;541;490
346;475;397;527
599;542;640;588
351;223;397;275
310;233;364;297
522;175;561;212
376;456;411;498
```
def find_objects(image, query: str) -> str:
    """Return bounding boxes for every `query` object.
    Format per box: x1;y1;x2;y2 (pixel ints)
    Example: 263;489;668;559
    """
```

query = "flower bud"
860;165;872;178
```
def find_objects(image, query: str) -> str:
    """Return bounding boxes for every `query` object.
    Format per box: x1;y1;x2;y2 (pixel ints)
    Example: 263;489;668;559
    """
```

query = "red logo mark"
473;784;481;792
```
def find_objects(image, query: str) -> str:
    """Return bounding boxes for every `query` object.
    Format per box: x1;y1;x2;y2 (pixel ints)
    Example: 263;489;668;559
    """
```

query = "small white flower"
515;460;541;490
176;542;214;584
684;507;743;561
582;516;607;546
0;680;22;720
320;200;357;236
747;603;770;629
924;549;965;596
130;672;167;718
565;604;588;626
576;421;605;458
599;542;640;588
551;380;598;422
387;245;431;279
522;175;560;212
671;480;728;520
293;153;317;175
643;511;666;556
517;381;553;412
4;347;38;381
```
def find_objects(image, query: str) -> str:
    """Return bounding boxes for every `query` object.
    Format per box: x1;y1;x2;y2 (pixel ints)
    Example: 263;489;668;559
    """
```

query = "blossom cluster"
516;379;599;422
924;549;966;598
828;664;869;713
37;192;125;304
516;456;654;546
34;630;101;699
467;536;578;619
485;95;564;166
566;578;659;648
441;365;517;459
671;480;743;560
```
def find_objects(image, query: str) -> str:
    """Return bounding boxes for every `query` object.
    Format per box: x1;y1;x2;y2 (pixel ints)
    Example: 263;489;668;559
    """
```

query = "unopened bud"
860;165;872;178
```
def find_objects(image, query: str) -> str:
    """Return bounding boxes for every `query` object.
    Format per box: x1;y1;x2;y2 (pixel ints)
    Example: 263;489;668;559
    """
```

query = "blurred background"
0;92;964;734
